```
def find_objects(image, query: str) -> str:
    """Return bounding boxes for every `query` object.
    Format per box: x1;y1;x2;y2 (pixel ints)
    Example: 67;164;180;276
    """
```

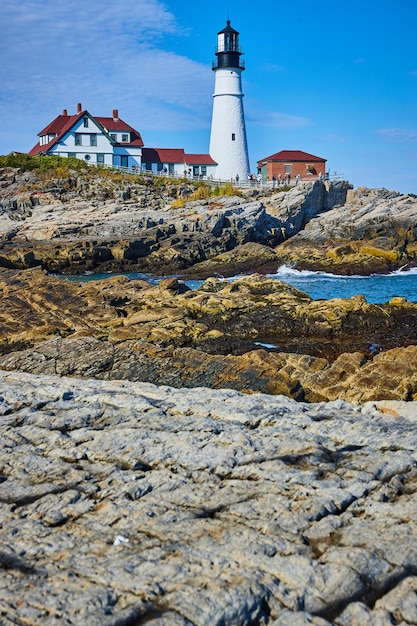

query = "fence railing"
89;163;344;190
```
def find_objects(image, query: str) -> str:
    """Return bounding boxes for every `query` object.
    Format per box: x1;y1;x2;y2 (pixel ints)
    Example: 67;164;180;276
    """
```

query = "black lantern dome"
212;20;245;71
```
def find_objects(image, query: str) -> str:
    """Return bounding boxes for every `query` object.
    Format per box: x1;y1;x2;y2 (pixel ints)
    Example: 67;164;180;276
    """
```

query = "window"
110;133;117;141
75;134;82;146
201;166;207;176
121;134;129;142
168;163;174;174
68;152;76;158
285;164;291;174
144;163;152;171
231;133;236;141
97;153;104;164
83;117;89;128
120;155;128;168
90;134;97;147
157;163;163;172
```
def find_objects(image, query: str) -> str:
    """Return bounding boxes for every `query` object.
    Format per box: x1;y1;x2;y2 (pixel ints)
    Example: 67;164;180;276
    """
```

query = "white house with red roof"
29;103;144;169
28;103;218;178
141;148;217;178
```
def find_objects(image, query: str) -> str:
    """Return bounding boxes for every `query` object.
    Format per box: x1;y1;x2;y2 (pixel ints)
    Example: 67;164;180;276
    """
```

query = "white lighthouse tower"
209;20;250;181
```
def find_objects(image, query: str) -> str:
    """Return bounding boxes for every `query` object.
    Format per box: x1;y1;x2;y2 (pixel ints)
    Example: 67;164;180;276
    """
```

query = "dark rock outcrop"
2;335;417;403
1;269;417;402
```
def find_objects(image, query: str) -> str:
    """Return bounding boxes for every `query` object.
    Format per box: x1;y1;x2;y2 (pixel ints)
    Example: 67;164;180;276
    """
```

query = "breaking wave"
266;265;417;303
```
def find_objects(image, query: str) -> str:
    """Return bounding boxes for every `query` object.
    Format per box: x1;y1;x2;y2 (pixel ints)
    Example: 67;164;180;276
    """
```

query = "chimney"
112;109;119;121
77;102;82;113
62;108;68;116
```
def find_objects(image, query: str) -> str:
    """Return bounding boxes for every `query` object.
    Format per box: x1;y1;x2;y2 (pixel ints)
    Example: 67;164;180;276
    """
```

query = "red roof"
185;153;217;165
38;114;80;137
95;116;137;132
29;112;84;155
95;116;144;147
257;150;326;166
28;109;143;156
142;148;186;163
141;148;217;165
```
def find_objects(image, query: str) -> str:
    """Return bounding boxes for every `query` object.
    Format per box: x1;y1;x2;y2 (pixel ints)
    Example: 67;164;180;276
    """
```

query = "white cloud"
0;0;215;151
377;128;417;142
0;0;179;90
0;0;178;44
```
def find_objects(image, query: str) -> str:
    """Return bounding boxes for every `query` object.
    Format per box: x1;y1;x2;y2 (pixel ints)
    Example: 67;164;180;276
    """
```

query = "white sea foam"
270;265;351;279
271;264;417;280
390;266;417;276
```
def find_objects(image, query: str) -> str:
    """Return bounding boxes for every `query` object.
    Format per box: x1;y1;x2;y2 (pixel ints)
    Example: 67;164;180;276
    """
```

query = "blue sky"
1;0;416;193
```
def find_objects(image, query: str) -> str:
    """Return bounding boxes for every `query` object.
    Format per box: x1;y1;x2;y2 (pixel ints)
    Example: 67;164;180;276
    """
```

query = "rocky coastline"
1;162;417;398
2;164;417;277
1;161;417;624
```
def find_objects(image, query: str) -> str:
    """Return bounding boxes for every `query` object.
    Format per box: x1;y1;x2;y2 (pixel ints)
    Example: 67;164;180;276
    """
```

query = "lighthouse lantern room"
209;21;250;181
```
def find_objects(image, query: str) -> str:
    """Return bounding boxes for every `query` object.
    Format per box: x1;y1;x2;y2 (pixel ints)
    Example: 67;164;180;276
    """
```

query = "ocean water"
267;265;417;304
63;265;417;304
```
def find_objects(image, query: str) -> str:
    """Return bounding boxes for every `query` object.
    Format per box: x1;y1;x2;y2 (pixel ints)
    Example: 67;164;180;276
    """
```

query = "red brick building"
257;150;327;183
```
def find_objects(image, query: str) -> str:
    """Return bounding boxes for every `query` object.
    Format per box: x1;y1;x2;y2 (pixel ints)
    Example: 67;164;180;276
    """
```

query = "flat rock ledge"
0;370;416;626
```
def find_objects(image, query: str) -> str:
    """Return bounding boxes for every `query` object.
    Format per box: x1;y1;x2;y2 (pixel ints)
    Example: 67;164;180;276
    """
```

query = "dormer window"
122;134;129;142
110;133;117;141
40;133;56;145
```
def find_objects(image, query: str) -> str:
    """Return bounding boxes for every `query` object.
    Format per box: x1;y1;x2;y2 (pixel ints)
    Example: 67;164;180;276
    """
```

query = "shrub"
171;182;242;208
171;198;186;209
0;154;88;172
190;184;212;200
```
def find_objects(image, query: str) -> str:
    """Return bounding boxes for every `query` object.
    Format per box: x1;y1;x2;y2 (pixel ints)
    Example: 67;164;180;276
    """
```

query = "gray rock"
0;369;416;624
287;186;417;243
0;174;352;273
